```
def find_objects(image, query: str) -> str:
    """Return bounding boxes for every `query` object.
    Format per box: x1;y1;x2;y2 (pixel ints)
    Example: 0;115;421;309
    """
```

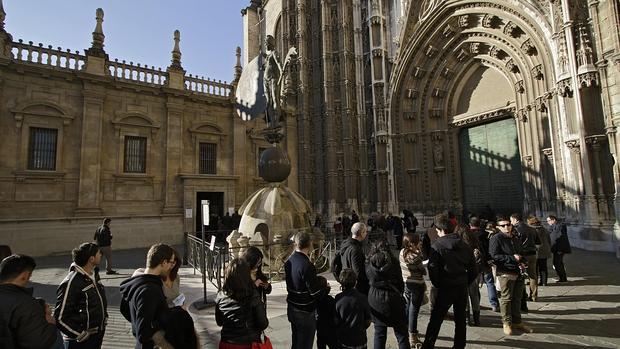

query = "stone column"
162;98;184;214
75;85;105;216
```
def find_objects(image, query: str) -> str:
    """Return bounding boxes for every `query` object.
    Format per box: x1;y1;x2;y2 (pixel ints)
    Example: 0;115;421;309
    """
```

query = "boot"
409;332;421;347
503;323;513;335
513;322;534;333
473;311;480;326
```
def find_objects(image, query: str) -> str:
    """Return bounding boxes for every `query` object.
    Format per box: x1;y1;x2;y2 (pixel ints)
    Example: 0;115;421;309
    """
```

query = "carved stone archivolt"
450;106;516;128
503;21;518;37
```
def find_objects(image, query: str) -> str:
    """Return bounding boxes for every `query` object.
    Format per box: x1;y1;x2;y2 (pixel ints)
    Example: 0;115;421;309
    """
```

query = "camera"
518;263;529;279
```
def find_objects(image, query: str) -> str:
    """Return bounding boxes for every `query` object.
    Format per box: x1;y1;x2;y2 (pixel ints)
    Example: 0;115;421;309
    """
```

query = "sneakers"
513;322;534;333
503;323;513;335
106;270;118;275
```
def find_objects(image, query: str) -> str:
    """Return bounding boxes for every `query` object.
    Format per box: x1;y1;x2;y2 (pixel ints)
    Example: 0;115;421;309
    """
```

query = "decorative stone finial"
86;8;106;57
234;46;242;82
170;30;182;69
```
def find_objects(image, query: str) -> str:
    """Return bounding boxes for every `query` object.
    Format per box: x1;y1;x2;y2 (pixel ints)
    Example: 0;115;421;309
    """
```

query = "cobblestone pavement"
27;247;620;349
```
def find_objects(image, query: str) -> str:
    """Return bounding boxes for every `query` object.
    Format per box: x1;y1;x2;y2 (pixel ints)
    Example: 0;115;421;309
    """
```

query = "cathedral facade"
244;0;620;256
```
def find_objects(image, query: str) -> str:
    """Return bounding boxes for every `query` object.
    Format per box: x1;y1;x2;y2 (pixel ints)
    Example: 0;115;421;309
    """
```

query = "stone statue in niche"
433;143;444;167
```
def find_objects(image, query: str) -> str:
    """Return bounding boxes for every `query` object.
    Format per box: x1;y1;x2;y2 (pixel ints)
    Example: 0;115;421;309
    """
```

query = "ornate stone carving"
578;71;599;88
429;108;442;118
425;45;438;57
557;77;573;97
458;14;469;28
516;108;528;122
406;134;418;143
515;80;525;94
565;139;581;154
521;39;535;55
403;111;417;120
584;134;607;150
535;96;548;112
532;64;544;80
441;67;453;79
489;45;500;59
443;24;455;37
503;21;518;37
413;66;426;78
542;148;553;160
432;88;446;99
433;143;444;168
406;89;419;99
456;48;469;61
470;42;481;54
450;107;516;127
522;155;533;166
481;14;494;28
505;58;518;72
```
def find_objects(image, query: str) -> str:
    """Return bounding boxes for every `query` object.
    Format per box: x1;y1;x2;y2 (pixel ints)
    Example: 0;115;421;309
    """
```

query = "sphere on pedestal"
259;146;291;183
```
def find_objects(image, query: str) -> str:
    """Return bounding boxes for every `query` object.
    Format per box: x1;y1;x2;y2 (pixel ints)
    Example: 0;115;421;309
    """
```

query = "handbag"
251;333;273;349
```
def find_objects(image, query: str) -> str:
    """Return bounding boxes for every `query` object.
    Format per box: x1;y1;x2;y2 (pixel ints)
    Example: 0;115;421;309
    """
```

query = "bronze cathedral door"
459;118;524;216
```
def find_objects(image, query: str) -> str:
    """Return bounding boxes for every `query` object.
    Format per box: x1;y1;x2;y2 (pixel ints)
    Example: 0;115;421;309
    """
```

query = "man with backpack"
334;222;369;295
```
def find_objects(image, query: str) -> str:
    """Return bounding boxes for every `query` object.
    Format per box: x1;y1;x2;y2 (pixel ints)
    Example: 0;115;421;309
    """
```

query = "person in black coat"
55;243;108;348
422;214;477;349
316;276;339;349
339;222;369;295
366;239;410;349
120;244;176;349
547;215;571;282
0;254;61;349
335;269;371;349
215;258;268;348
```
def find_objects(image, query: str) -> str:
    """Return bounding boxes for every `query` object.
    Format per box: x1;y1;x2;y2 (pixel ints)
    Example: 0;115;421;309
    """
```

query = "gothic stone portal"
459;118;524;216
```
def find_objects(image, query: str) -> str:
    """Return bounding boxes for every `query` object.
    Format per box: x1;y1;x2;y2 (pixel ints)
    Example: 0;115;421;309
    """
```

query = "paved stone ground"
28;247;620;349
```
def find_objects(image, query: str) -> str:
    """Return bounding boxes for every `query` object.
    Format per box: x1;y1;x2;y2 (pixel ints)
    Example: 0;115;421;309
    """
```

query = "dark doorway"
459;118;524;217
195;191;224;233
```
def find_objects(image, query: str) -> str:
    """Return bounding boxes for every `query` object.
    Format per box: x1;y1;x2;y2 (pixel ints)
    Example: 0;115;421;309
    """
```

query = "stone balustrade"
11;39;85;70
185;74;231;97
108;58;167;86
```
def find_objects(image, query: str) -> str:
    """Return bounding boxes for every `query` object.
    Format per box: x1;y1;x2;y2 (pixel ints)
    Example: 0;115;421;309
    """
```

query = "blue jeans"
373;323;410;349
404;282;425;333
483;271;499;308
287;305;316;349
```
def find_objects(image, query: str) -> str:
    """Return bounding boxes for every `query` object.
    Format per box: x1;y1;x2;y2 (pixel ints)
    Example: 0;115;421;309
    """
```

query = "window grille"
199;142;217;174
28;127;57;171
124;136;147;173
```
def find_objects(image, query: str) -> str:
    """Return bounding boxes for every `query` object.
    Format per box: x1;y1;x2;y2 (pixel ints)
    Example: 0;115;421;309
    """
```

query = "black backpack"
331;250;343;281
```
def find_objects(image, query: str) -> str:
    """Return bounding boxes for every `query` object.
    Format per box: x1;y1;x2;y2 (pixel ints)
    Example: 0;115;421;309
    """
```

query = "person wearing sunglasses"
489;216;533;336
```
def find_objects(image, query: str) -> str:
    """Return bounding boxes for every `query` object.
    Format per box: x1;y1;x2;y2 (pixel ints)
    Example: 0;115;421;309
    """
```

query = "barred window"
199;142;217;174
28;127;58;171
124;136;147;173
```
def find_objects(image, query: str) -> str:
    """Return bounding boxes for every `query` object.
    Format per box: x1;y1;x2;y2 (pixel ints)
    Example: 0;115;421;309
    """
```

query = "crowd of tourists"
0;210;572;349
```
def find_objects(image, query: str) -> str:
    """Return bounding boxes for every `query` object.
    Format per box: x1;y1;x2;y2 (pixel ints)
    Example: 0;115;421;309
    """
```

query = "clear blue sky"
4;0;248;83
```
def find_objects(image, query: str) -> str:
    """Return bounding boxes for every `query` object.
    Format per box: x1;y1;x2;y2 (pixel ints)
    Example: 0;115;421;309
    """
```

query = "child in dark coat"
335;269;372;349
316;275;339;349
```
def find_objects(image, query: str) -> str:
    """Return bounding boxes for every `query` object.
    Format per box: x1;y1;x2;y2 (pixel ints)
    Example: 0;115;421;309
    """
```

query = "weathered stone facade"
249;0;620;257
0;6;278;256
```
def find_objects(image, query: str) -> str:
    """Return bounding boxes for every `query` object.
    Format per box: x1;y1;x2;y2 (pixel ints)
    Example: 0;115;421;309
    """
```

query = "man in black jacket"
285;231;328;349
489;216;533;335
120;244;176;349
511;213;539;308
55;243;108;348
339;222;369;294
422;214;477;349
94;218;117;275
547;215;571;282
0;254;61;349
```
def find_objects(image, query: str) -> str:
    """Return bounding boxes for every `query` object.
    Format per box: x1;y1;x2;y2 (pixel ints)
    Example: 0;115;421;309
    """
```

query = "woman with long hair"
528;215;551;289
240;246;272;307
399;232;426;347
367;239;410;349
216;258;269;349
